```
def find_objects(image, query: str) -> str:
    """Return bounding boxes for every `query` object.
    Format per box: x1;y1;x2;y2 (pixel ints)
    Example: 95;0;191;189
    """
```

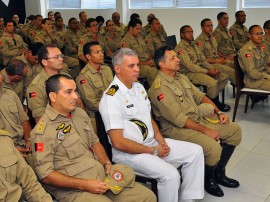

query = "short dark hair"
48;11;53;17
55;16;63;22
128;19;142;29
180;25;191;34
86;18;96;28
31;42;44;56
235;10;244;17
154;46;173;70
105;19;113;26
83;41;100;57
42;18;50;25
249;25;261;34
149;18;158;25
38;45;57;67
5;59;25;76
4;19;15;26
35;15;43;20
217;12;227;20
96;16;105;23
79;11;86;18
201;18;211;27
263;20;270;29
68;17;77;24
27;15;35;21
130;13;140;21
54;12;61;18
46;74;73;99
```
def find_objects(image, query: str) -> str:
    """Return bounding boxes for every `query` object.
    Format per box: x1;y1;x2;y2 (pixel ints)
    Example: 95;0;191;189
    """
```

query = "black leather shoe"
205;178;224;197
216;172;240;188
216;102;231;112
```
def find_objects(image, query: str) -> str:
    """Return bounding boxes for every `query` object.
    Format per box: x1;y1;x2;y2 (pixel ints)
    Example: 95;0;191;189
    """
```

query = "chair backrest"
166;35;177;49
234;56;245;90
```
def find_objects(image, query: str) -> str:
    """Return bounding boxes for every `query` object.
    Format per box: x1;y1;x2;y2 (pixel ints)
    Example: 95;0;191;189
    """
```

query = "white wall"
24;0;270;42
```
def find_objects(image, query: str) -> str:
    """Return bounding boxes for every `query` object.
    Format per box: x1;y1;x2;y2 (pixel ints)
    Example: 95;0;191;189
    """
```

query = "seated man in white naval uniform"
99;48;205;202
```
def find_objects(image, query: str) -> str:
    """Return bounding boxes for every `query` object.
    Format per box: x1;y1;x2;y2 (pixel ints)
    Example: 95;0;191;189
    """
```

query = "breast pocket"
62;132;86;159
0;155;18;184
125;104;139;117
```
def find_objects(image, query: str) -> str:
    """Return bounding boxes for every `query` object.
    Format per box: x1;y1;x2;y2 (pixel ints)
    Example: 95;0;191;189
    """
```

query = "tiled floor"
200;86;270;202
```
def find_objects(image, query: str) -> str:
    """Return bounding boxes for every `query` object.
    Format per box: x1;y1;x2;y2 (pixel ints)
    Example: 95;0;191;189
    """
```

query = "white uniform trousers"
113;138;204;202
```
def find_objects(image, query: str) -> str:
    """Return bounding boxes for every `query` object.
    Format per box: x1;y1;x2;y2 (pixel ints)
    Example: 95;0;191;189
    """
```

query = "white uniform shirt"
99;76;155;161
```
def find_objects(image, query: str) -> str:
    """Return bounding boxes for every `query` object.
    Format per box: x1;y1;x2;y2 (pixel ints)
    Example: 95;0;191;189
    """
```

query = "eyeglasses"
13;38;17;46
45;54;64;60
252;32;264;36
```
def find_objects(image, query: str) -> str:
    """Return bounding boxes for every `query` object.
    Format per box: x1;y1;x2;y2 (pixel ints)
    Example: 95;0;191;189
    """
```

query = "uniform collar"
1;69;10;85
41;68;51;80
181;39;191;46
159;70;180;83
45;103;72;121
217;24;227;31
86;63;103;74
113;75;139;96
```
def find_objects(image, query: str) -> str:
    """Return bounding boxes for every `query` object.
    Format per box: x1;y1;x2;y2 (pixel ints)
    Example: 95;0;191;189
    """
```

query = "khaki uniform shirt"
174;40;212;74
0;69;24;101
0;132;52;202
76;63;113;118
78;33;110;57
0;32;28;66
53;27;67;49
121;32;150;62
114;22;126;37
0;87;29;145
213;25;236;56
195;32;220;60
104;31;122;52
229;22;249;51
15;54;42;88
78;22;87;34
35;30;64;49
20;23;34;39
262;35;270;64
148;71;205;130
143;24;167;38
64;29;83;58
28;26;42;44
0;27;4;37
238;40;270;85
26;69;69;119
145;31;166;58
31;104;100;200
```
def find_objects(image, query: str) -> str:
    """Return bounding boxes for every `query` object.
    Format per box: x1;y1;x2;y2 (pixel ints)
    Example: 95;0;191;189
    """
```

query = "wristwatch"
152;147;158;156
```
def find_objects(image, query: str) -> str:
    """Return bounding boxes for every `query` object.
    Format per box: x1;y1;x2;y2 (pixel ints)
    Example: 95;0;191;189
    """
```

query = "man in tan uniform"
196;18;236;85
0;130;53;202
229;11;249;51
104;20;122;53
0;20;28;66
213;12;236;60
76;42;113;133
121;19;158;86
0;75;32;157
0;17;4;37
27;45;84;123
28;15;43;44
262;20;270;66
112;12;126;37
175;25;230;112
143;13;167;38
145;18;166;58
149;46;242;197
65;17;83;59
78;18;113;64
0;59;28;101
238;25;270;90
30;74;156;202
78;11;88;34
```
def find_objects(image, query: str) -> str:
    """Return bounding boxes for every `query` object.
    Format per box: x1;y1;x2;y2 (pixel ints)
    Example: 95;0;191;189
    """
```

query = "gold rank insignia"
179;95;184;102
154;78;161;89
63;125;71;134
56;123;65;130
106;85;119;96
37;120;44;132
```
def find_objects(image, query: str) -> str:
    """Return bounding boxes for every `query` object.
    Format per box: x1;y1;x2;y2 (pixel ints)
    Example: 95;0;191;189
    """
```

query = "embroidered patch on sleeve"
157;94;164;101
29;92;36;98
35;143;44;152
245;53;252;58
80;79;86;84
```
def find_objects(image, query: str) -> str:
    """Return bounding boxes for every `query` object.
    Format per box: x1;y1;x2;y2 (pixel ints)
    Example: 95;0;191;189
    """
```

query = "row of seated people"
0;39;244;201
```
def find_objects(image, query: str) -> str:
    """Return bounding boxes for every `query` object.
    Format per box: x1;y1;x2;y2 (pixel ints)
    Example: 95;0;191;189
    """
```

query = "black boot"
205;165;224;197
215;143;240;188
211;95;231;112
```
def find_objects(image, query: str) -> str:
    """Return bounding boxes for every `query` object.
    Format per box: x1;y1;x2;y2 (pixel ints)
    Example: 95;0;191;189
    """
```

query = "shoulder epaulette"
154;77;161;89
35;118;48;135
31;73;42;85
106;84;119;96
